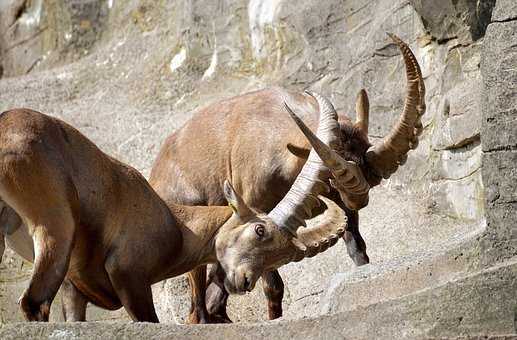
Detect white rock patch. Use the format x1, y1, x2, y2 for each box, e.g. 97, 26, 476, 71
170, 48, 187, 73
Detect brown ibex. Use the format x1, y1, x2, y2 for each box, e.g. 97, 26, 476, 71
0, 91, 347, 322
149, 34, 426, 323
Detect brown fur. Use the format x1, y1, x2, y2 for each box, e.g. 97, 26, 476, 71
0, 107, 339, 322
149, 87, 374, 323
0, 108, 183, 321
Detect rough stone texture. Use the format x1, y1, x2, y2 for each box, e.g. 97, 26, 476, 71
479, 0, 517, 267
0, 0, 515, 338
0, 0, 487, 221
0, 259, 516, 339
0, 0, 108, 77
410, 0, 496, 43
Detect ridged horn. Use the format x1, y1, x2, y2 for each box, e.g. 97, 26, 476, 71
355, 89, 369, 135
365, 33, 426, 179
290, 197, 347, 261
268, 91, 340, 236
285, 94, 370, 211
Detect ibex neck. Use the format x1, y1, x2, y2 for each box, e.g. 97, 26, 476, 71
165, 203, 232, 277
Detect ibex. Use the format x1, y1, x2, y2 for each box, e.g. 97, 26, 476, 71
0, 90, 348, 322
149, 34, 426, 323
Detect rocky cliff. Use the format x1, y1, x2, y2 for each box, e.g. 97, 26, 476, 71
0, 0, 515, 338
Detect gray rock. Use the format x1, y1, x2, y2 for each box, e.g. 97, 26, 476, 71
410, 0, 496, 43
491, 0, 517, 22
0, 0, 107, 78
0, 0, 514, 337
0, 259, 515, 339
480, 4, 517, 267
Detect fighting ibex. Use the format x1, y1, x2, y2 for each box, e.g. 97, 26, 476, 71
149, 34, 426, 323
0, 91, 346, 322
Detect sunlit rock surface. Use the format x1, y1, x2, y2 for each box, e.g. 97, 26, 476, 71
0, 0, 515, 338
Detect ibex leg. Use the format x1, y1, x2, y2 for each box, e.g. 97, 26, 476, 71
342, 206, 369, 266
186, 265, 210, 324
262, 270, 284, 320
206, 263, 232, 323
106, 262, 158, 322
61, 279, 88, 322
0, 162, 78, 322
0, 232, 4, 264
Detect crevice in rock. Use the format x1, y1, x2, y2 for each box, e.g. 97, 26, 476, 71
484, 144, 517, 153
25, 56, 43, 74
8, 0, 27, 29
293, 289, 324, 302
470, 0, 497, 40
437, 36, 458, 45
13, 1, 27, 22
448, 42, 473, 52
491, 16, 517, 24
434, 166, 481, 182
3, 26, 48, 53
442, 134, 481, 151
373, 43, 400, 58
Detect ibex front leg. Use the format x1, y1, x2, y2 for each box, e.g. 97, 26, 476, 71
341, 205, 369, 266
262, 270, 284, 320
206, 263, 232, 323
186, 265, 211, 323
105, 258, 159, 322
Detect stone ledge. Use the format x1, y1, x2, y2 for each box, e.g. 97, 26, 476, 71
1, 258, 515, 340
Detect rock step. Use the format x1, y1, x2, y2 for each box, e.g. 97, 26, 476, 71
1, 258, 515, 340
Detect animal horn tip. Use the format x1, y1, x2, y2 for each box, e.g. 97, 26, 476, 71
284, 102, 298, 119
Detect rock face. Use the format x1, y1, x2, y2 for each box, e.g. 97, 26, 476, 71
0, 0, 515, 338
0, 0, 108, 77
480, 0, 517, 267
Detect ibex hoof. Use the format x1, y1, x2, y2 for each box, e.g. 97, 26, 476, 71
18, 292, 51, 322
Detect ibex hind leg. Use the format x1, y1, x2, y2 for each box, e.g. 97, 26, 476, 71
61, 279, 88, 322
0, 159, 78, 321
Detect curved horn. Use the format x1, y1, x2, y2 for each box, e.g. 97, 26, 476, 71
365, 33, 426, 179
355, 89, 369, 135
290, 197, 347, 260
285, 94, 370, 211
268, 91, 340, 236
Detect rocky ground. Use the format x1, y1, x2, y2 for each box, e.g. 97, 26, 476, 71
0, 0, 515, 338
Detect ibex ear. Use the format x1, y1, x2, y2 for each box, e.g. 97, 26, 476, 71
223, 180, 254, 221
286, 143, 310, 159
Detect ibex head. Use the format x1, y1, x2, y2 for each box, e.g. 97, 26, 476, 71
215, 92, 347, 294
215, 182, 346, 293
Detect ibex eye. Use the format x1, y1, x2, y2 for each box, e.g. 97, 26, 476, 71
254, 224, 265, 237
